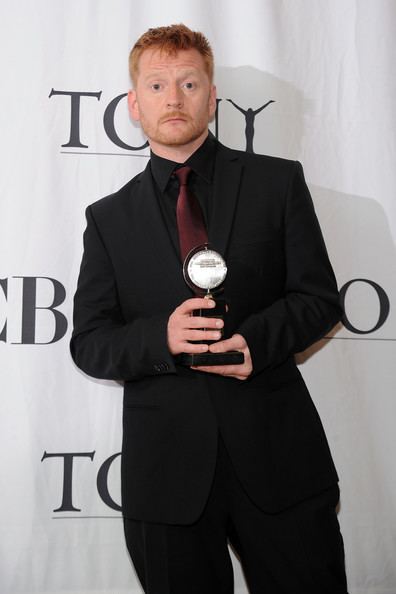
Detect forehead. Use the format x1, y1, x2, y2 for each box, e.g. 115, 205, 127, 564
137, 47, 207, 77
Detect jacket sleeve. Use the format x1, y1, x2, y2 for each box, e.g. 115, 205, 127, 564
70, 205, 177, 381
236, 161, 342, 375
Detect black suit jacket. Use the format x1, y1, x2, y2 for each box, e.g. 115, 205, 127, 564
70, 140, 342, 524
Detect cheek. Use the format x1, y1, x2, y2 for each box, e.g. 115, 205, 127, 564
192, 96, 210, 116
139, 101, 158, 123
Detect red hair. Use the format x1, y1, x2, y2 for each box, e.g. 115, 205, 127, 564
129, 23, 214, 85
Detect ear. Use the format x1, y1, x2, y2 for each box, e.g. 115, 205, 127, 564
128, 90, 140, 121
208, 84, 217, 120
208, 84, 217, 119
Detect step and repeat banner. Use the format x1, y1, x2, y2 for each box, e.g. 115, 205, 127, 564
1, 1, 395, 593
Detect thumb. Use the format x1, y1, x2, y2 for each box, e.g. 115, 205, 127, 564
209, 334, 245, 353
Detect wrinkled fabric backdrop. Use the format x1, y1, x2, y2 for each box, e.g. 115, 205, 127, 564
1, 1, 395, 593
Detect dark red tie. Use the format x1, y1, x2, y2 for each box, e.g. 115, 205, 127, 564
175, 166, 208, 261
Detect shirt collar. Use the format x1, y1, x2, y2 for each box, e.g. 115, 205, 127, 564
150, 132, 217, 193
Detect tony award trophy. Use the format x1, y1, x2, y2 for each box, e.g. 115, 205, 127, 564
177, 244, 245, 367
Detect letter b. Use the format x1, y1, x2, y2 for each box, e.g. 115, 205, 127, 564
13, 276, 68, 344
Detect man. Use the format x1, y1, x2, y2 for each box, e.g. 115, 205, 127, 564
71, 24, 348, 594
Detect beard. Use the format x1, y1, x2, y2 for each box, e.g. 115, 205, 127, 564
139, 110, 210, 147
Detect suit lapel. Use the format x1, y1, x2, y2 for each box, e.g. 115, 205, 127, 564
135, 163, 181, 261
131, 163, 191, 300
209, 144, 243, 258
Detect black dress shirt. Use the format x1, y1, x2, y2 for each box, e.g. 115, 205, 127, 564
149, 132, 217, 256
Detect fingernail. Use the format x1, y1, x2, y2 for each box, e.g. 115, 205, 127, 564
215, 320, 223, 328
208, 300, 215, 308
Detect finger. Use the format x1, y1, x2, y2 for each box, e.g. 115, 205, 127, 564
186, 316, 224, 330
191, 366, 249, 381
225, 374, 248, 380
183, 329, 223, 342
181, 342, 210, 354
208, 339, 237, 353
192, 364, 241, 375
177, 298, 216, 314
209, 334, 246, 353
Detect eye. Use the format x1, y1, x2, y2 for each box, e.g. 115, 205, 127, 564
150, 83, 162, 92
182, 81, 195, 90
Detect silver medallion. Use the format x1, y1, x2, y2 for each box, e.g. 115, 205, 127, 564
183, 245, 227, 293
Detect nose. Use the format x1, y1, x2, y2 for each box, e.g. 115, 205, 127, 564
166, 83, 183, 109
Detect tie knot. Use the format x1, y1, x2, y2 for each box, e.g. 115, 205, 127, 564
174, 165, 192, 187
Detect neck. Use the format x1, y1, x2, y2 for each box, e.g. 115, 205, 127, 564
149, 130, 209, 163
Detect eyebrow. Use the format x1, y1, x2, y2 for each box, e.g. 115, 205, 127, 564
144, 69, 200, 81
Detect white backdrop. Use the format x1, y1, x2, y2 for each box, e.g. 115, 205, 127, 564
1, 1, 395, 593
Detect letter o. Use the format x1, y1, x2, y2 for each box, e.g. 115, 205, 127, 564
97, 452, 122, 511
340, 278, 390, 334
103, 93, 149, 151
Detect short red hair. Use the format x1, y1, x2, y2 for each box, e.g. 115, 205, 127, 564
129, 23, 214, 85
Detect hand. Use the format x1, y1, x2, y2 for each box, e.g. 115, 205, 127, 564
167, 297, 224, 356
192, 333, 253, 380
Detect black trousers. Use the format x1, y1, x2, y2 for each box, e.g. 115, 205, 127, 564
124, 436, 348, 594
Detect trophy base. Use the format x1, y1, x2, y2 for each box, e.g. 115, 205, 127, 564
176, 350, 244, 367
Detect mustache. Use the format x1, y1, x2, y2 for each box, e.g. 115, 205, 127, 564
159, 112, 190, 123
